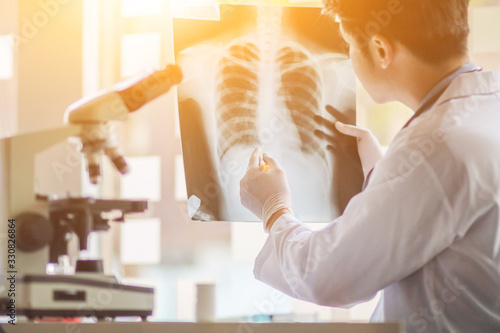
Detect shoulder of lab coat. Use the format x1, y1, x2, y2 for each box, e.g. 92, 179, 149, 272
253, 69, 500, 308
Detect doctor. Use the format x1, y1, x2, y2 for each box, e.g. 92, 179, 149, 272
240, 0, 500, 332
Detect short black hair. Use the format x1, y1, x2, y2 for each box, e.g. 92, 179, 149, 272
323, 0, 470, 64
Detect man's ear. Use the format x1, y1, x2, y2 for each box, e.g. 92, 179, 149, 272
369, 35, 393, 69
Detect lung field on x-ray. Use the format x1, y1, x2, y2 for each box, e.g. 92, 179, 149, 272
216, 42, 260, 160
277, 45, 325, 162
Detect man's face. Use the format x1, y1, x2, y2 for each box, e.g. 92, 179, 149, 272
339, 23, 389, 104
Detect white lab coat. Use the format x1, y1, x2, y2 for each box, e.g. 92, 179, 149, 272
254, 69, 500, 333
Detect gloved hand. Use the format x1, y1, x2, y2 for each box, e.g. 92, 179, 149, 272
315, 105, 383, 179
334, 122, 384, 178
240, 148, 293, 232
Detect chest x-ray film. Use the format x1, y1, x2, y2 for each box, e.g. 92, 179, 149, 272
174, 5, 362, 222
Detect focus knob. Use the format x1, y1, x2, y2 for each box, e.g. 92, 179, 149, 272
16, 212, 53, 252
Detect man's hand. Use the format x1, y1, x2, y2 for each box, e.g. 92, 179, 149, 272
240, 148, 293, 232
314, 105, 383, 179
334, 121, 384, 178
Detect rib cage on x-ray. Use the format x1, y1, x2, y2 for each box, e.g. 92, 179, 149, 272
276, 45, 326, 164
215, 40, 329, 169
215, 41, 260, 160
213, 37, 332, 220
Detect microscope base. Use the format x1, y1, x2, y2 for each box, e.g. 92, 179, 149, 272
17, 274, 154, 320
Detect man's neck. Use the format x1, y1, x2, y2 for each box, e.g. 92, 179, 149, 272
399, 56, 470, 111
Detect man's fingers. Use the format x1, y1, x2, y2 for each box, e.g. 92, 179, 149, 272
326, 144, 339, 153
249, 147, 261, 169
335, 122, 368, 139
325, 105, 354, 124
314, 129, 336, 144
314, 115, 336, 130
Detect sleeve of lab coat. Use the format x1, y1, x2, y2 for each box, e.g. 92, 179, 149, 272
253, 155, 459, 308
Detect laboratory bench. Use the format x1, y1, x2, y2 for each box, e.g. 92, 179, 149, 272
3, 322, 401, 333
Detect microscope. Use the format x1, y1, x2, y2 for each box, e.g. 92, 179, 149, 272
16, 198, 152, 320
2, 64, 183, 321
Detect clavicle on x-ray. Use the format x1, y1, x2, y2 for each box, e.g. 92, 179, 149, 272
174, 5, 361, 222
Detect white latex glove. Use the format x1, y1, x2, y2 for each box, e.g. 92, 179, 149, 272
240, 148, 293, 232
335, 122, 384, 178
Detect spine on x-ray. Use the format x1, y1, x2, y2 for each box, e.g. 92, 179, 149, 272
215, 41, 261, 160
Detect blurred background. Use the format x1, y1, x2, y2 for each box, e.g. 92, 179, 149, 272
1, 0, 499, 322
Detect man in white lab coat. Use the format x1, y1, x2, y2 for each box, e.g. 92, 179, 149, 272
240, 0, 500, 332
